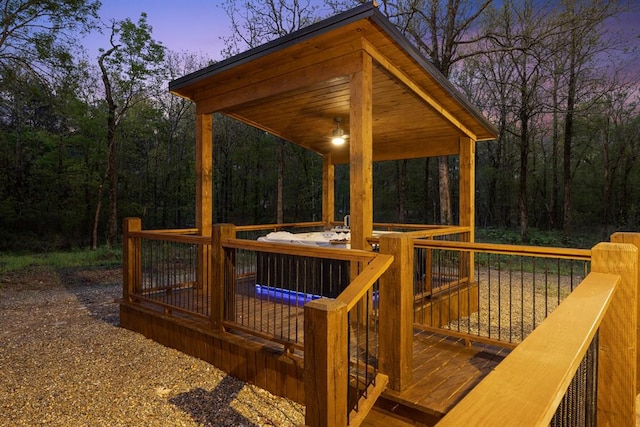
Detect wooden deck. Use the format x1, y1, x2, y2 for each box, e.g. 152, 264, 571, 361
371, 329, 509, 425
123, 283, 508, 425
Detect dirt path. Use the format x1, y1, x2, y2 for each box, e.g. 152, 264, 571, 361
0, 267, 304, 427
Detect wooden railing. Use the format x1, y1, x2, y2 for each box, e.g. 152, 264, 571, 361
123, 218, 212, 321
413, 239, 592, 348
437, 271, 617, 426
437, 240, 638, 426
219, 236, 378, 352
123, 220, 638, 425
305, 254, 393, 427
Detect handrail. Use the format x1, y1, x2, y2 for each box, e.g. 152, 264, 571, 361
415, 239, 592, 261
372, 222, 458, 230
128, 229, 211, 244
402, 226, 469, 239
222, 238, 378, 262
437, 272, 618, 426
336, 254, 394, 311
138, 228, 198, 234
235, 221, 325, 232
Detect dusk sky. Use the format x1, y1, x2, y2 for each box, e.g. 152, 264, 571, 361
84, 0, 233, 60
83, 0, 639, 74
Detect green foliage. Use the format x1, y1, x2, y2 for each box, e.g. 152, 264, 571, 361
0, 0, 638, 254
0, 0, 100, 77
0, 247, 122, 273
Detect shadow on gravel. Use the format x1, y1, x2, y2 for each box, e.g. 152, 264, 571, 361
59, 268, 122, 326
170, 376, 257, 427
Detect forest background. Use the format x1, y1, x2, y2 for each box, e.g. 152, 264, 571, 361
1, 0, 639, 253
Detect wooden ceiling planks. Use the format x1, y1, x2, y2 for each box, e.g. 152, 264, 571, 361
170, 3, 498, 163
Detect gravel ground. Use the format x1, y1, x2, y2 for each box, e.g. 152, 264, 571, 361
0, 267, 305, 427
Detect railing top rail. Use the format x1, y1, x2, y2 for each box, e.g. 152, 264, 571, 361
235, 221, 325, 232
127, 230, 210, 244
437, 272, 618, 426
336, 254, 394, 311
415, 239, 592, 261
372, 222, 460, 230
401, 226, 470, 239
139, 228, 199, 234
222, 238, 378, 262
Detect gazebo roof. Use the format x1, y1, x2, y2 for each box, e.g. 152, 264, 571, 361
169, 2, 498, 164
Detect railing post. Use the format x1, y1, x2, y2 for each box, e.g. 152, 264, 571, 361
591, 242, 637, 426
379, 233, 413, 391
211, 224, 235, 331
304, 298, 348, 427
611, 232, 640, 393
122, 217, 141, 302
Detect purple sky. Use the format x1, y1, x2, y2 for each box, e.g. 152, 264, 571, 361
83, 0, 231, 60
83, 0, 639, 78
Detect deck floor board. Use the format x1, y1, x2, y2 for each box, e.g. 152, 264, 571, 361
135, 285, 508, 421
382, 329, 508, 417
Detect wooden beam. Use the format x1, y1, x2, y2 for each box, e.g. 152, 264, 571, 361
122, 217, 141, 302
304, 299, 348, 427
610, 232, 640, 393
322, 153, 335, 226
329, 137, 460, 164
211, 224, 235, 331
362, 39, 477, 141
196, 113, 213, 235
379, 234, 413, 391
458, 136, 474, 231
459, 136, 475, 280
349, 50, 374, 251
591, 242, 638, 426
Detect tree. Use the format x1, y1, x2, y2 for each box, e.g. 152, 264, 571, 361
221, 0, 321, 223
332, 0, 492, 224
553, 0, 621, 239
0, 0, 99, 79
93, 13, 165, 249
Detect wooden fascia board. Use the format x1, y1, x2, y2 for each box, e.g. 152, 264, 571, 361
169, 2, 377, 94
194, 51, 362, 115
330, 137, 459, 164
362, 39, 477, 141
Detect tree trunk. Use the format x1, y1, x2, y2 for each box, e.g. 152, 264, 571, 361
277, 139, 284, 224
438, 156, 453, 224
106, 118, 118, 247
397, 159, 408, 223
562, 56, 576, 241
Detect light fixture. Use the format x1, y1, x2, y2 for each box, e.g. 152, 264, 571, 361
331, 117, 346, 146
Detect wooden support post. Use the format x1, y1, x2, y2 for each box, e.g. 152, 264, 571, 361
322, 153, 335, 227
591, 242, 638, 426
196, 112, 213, 236
122, 217, 141, 302
459, 136, 475, 282
211, 224, 235, 331
196, 113, 213, 292
349, 52, 373, 251
379, 233, 413, 391
610, 232, 640, 393
304, 298, 348, 427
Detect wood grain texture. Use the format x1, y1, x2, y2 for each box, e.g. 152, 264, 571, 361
379, 234, 414, 391
304, 298, 348, 427
591, 242, 638, 427
349, 51, 374, 251
437, 272, 618, 427
610, 232, 640, 394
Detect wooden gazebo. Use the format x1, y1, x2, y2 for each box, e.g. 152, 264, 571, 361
168, 2, 497, 250
120, 3, 640, 426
